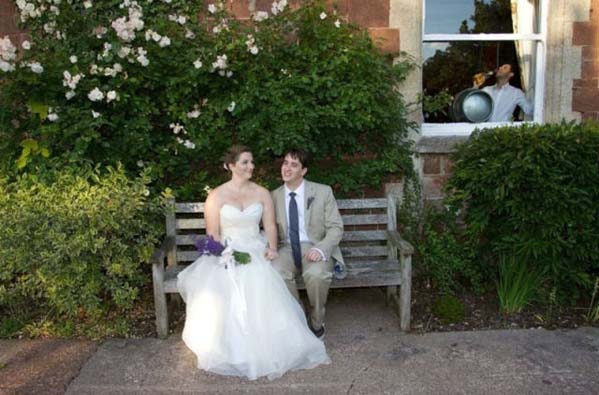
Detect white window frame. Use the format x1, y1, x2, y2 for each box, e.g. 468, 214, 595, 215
421, 0, 548, 136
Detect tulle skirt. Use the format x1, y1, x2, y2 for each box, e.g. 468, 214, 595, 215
177, 236, 330, 380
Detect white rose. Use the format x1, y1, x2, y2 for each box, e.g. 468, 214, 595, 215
158, 36, 171, 47
65, 90, 76, 100
208, 4, 217, 14
253, 11, 268, 22
320, 12, 327, 20
83, 1, 92, 9
48, 113, 59, 122
29, 62, 44, 74
193, 59, 202, 69
88, 87, 104, 102
21, 40, 31, 50
69, 55, 78, 63
106, 90, 118, 102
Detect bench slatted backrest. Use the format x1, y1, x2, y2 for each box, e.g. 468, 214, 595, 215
167, 196, 397, 267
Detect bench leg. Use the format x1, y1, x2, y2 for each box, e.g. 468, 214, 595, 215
153, 263, 169, 339
399, 253, 412, 332
386, 286, 397, 305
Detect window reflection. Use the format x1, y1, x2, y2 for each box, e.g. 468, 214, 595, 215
425, 0, 538, 35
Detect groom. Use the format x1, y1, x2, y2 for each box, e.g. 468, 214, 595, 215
271, 149, 344, 339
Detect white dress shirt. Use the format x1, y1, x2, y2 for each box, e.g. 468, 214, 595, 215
483, 83, 533, 122
284, 181, 326, 260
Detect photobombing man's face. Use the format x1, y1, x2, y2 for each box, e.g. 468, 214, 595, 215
496, 64, 513, 80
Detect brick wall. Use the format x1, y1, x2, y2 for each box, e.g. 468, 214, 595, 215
0, 1, 399, 55
0, 0, 27, 47
572, 0, 599, 121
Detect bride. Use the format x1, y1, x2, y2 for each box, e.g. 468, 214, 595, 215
177, 145, 330, 380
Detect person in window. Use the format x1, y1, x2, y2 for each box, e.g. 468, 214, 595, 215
473, 64, 533, 122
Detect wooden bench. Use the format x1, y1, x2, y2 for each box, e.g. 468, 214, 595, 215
151, 195, 414, 338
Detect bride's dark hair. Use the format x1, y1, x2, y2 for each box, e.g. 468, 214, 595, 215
223, 145, 252, 171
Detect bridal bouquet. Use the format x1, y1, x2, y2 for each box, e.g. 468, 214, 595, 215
195, 236, 251, 268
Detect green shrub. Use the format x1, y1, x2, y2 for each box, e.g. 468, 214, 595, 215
432, 294, 465, 324
0, 0, 415, 199
446, 122, 599, 301
0, 165, 163, 337
496, 253, 546, 314
414, 207, 484, 295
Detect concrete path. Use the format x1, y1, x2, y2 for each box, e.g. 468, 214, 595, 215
67, 289, 599, 394
2, 288, 598, 394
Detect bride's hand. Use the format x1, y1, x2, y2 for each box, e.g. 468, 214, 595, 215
264, 247, 279, 261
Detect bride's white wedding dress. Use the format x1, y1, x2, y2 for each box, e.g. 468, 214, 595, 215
177, 202, 330, 380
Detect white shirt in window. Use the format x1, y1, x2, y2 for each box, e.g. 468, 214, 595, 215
483, 83, 533, 122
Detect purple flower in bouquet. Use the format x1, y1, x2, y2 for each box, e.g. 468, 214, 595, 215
195, 235, 225, 257
195, 235, 251, 268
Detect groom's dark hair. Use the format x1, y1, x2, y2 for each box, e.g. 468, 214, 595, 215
283, 149, 310, 169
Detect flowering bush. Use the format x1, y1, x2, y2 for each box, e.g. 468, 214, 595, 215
0, 0, 414, 197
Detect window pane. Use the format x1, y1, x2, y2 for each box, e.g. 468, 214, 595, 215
425, 0, 539, 35
422, 40, 536, 123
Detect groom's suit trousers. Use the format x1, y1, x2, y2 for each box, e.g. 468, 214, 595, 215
273, 243, 333, 330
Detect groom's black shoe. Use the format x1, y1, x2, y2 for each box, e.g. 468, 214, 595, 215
309, 322, 325, 339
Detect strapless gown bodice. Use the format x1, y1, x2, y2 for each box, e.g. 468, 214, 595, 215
176, 202, 330, 381
219, 203, 262, 241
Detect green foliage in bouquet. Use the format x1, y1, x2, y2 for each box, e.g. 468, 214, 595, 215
0, 0, 415, 199
445, 122, 599, 303
0, 165, 164, 337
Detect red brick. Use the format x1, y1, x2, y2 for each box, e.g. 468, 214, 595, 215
581, 60, 599, 79
442, 157, 454, 176
0, 14, 19, 35
422, 175, 449, 199
255, 0, 274, 12
325, 0, 349, 18
581, 112, 599, 121
0, 0, 16, 15
582, 45, 599, 61
367, 27, 399, 54
572, 22, 598, 46
422, 154, 441, 175
229, 0, 250, 19
572, 87, 599, 112
348, 0, 389, 28
573, 78, 599, 88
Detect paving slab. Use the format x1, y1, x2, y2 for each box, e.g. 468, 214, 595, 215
0, 338, 96, 395
66, 289, 599, 394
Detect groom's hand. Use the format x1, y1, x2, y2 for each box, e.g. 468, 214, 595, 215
305, 248, 323, 262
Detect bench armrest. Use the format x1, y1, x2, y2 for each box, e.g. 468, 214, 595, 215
150, 236, 176, 266
387, 230, 414, 255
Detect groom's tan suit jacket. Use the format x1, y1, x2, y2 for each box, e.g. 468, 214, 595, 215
272, 180, 344, 265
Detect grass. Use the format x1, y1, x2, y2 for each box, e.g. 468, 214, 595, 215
496, 254, 546, 315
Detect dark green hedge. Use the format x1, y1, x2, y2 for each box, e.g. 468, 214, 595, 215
446, 122, 599, 299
